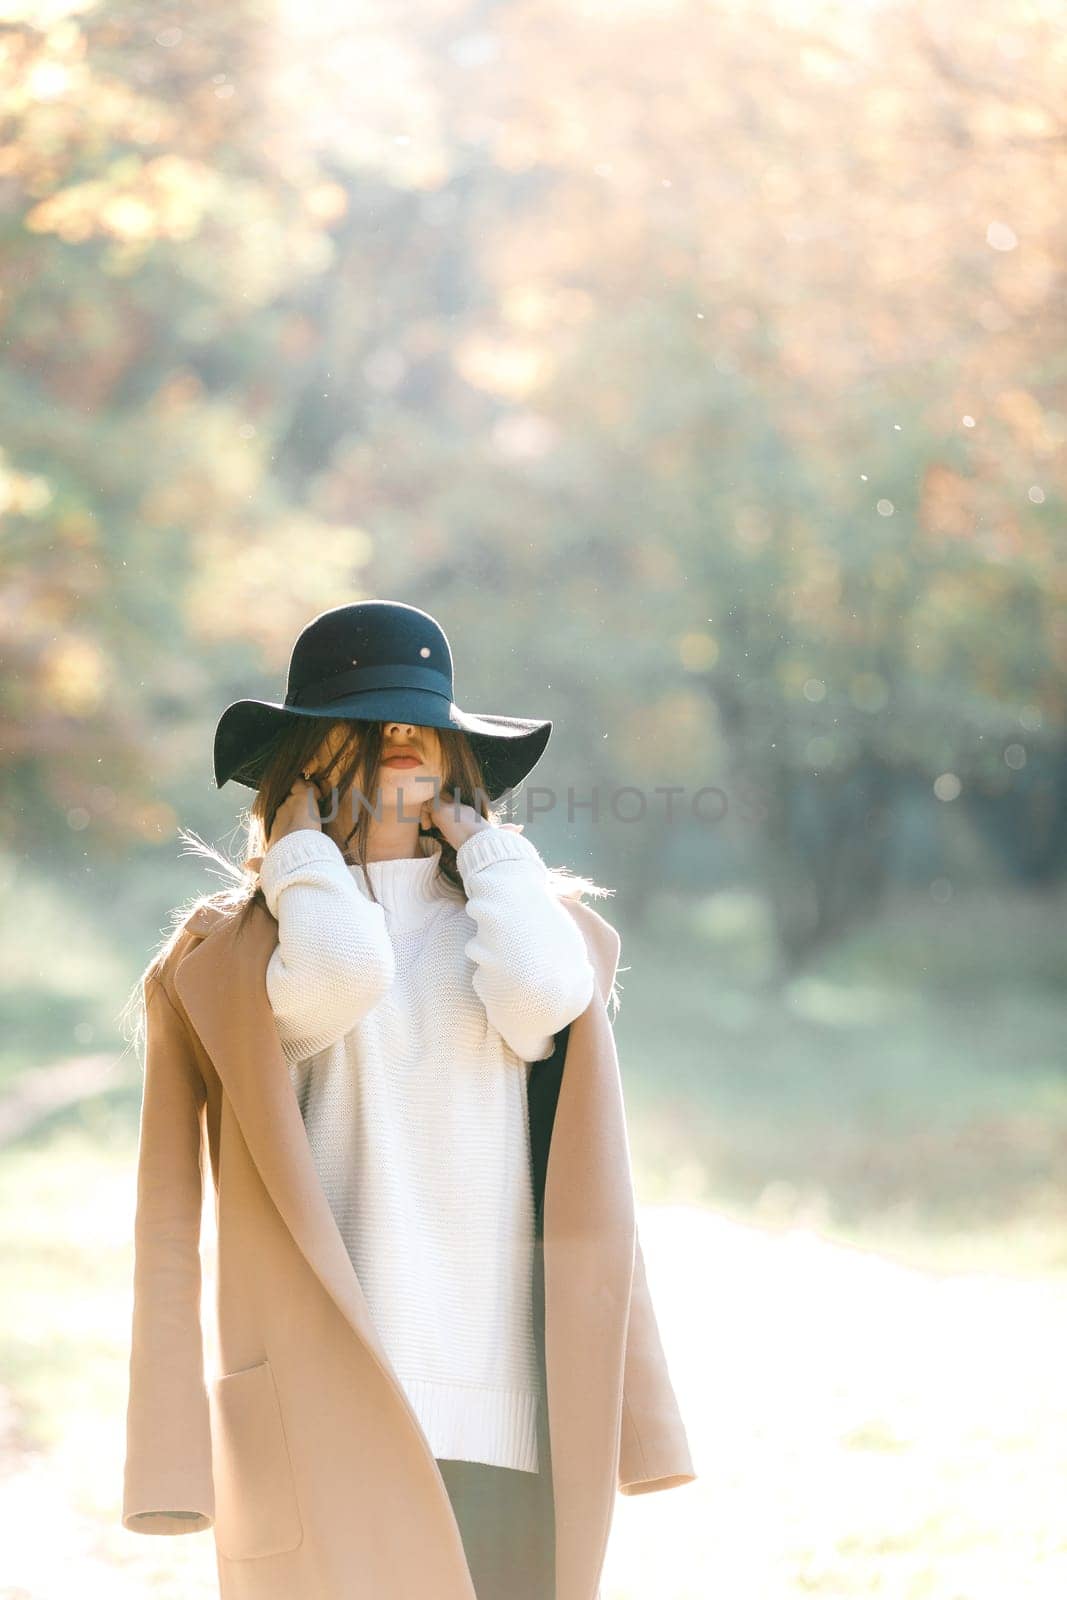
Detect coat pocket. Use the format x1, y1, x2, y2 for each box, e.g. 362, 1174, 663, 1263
209, 1359, 304, 1561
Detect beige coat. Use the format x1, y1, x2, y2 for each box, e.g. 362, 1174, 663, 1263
122, 882, 696, 1599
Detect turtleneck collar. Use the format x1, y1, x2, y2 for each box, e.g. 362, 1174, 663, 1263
348, 845, 452, 930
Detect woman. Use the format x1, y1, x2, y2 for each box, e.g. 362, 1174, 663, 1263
252, 710, 599, 1599
122, 599, 695, 1600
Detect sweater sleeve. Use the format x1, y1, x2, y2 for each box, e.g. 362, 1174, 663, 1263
456, 827, 596, 1063
260, 830, 396, 1065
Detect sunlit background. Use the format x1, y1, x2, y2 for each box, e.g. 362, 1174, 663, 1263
2, 0, 1067, 1594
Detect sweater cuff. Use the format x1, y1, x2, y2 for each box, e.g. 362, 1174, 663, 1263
259, 829, 349, 914
455, 827, 546, 881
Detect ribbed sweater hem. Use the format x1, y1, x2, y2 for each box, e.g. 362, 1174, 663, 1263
397, 1375, 541, 1474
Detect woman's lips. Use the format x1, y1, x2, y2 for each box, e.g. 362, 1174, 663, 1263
382, 756, 420, 768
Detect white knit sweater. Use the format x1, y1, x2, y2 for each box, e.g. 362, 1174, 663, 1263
259, 825, 597, 1473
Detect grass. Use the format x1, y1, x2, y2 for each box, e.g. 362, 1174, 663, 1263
1, 868, 1067, 1593
613, 880, 1067, 1275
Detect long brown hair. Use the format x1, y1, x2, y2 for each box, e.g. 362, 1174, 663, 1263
121, 718, 617, 1053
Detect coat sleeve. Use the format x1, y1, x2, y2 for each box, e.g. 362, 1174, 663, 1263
617, 1224, 698, 1495
122, 975, 215, 1535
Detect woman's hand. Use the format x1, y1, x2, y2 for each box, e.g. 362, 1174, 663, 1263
267, 776, 325, 850
420, 786, 524, 852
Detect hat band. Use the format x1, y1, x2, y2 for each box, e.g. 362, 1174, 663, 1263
285, 662, 454, 708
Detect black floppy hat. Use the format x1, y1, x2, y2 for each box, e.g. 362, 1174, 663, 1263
212, 600, 552, 803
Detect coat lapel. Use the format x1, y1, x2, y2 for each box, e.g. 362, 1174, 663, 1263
538, 902, 637, 1599
172, 887, 634, 1600
172, 901, 418, 1426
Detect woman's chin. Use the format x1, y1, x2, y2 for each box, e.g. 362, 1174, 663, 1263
376, 771, 435, 813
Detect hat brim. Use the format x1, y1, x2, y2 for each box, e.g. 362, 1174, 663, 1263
213, 690, 552, 803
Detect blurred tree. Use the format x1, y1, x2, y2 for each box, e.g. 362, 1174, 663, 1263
1, 0, 1064, 966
